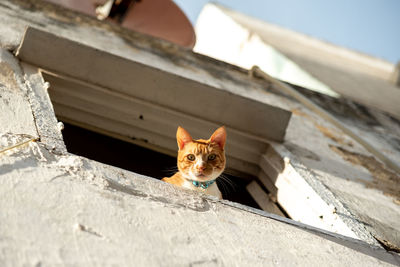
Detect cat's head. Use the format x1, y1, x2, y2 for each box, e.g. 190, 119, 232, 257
176, 126, 226, 182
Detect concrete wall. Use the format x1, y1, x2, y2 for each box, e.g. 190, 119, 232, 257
0, 47, 398, 265
1, 0, 400, 265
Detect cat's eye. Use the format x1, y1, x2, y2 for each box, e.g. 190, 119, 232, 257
187, 154, 195, 161
208, 154, 216, 161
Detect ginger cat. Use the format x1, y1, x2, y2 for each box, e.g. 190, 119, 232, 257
162, 126, 226, 199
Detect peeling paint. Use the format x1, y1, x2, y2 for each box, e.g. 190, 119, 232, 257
291, 108, 355, 148
284, 142, 321, 161
315, 124, 354, 147
329, 145, 400, 202
375, 235, 400, 253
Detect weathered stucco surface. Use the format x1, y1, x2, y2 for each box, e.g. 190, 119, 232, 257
0, 49, 397, 266
1, 141, 399, 266
0, 49, 37, 139
0, 0, 400, 265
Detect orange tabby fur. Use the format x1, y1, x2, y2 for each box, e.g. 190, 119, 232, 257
162, 126, 226, 199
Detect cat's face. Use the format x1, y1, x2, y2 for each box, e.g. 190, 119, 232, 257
176, 126, 226, 182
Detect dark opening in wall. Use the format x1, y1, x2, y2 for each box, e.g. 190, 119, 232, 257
61, 123, 261, 209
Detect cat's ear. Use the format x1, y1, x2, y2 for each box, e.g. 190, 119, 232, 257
210, 126, 226, 149
176, 126, 192, 150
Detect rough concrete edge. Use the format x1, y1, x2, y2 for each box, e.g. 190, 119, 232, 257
0, 48, 27, 94
81, 152, 384, 249
219, 199, 400, 265
271, 143, 382, 247
3, 137, 399, 265
20, 62, 67, 154
0, 45, 65, 155
82, 154, 400, 265
9, 26, 63, 153
0, 48, 38, 143
0, 25, 65, 154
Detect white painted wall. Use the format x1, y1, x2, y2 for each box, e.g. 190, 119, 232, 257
194, 4, 339, 97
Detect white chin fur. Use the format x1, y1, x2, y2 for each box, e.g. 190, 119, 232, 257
188, 170, 220, 181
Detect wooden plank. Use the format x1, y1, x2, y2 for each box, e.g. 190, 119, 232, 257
16, 27, 291, 142
246, 180, 285, 216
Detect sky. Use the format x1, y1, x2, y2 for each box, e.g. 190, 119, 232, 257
174, 0, 400, 64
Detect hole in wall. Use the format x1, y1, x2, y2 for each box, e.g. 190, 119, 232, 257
42, 70, 286, 218
61, 122, 261, 209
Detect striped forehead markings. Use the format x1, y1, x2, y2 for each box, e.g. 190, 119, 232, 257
192, 140, 209, 145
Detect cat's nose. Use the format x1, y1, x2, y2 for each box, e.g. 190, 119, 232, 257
197, 165, 205, 171
196, 164, 206, 172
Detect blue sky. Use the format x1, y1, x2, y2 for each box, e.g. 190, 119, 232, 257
174, 0, 400, 64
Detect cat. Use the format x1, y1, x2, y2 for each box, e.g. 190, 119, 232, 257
162, 126, 226, 199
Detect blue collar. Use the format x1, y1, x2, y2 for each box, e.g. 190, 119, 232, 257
189, 179, 216, 189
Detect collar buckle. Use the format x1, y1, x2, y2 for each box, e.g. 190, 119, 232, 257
191, 179, 216, 189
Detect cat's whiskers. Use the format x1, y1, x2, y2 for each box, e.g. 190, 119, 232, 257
217, 177, 229, 196
163, 166, 179, 176
218, 174, 237, 193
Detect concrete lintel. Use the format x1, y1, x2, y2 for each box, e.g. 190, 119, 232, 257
16, 27, 291, 142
